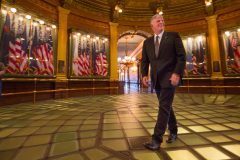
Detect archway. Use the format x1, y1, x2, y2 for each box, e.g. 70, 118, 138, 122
117, 30, 150, 83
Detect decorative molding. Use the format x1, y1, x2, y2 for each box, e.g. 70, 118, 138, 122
218, 9, 240, 21
70, 1, 110, 23
118, 19, 208, 37
42, 0, 60, 6
8, 0, 58, 23
68, 14, 110, 36
217, 9, 240, 30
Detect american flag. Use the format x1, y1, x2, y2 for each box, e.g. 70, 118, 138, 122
186, 38, 193, 72
7, 38, 28, 74
230, 37, 240, 68
19, 24, 28, 73
6, 14, 28, 74
72, 37, 79, 76
0, 13, 13, 69
73, 38, 91, 76
33, 42, 54, 75
95, 52, 108, 76
196, 40, 207, 74
30, 26, 54, 75
192, 55, 198, 75
95, 42, 108, 76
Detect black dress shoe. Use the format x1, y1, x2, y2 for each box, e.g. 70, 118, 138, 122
166, 133, 177, 143
143, 140, 160, 150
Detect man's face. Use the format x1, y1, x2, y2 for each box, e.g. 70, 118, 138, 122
151, 16, 165, 34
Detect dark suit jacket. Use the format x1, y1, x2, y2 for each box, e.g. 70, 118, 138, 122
141, 32, 186, 89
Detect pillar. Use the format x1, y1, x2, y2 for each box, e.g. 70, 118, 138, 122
56, 7, 70, 80
109, 22, 119, 81
206, 15, 222, 78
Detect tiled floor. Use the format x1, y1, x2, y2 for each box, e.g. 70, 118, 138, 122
0, 91, 239, 160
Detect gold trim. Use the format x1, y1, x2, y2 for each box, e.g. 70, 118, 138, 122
2, 87, 119, 96
179, 86, 240, 88
183, 77, 240, 80
2, 78, 56, 82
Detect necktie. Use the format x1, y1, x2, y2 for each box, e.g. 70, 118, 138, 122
155, 36, 160, 57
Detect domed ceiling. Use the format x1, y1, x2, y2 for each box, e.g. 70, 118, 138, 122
70, 0, 239, 24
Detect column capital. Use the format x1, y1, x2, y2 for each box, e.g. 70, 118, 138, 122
109, 22, 119, 27
205, 14, 218, 22
57, 6, 70, 15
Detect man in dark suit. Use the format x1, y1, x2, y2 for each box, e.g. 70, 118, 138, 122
142, 14, 186, 150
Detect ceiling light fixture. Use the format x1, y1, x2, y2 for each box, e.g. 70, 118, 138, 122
115, 4, 123, 13
205, 0, 212, 6
156, 7, 163, 15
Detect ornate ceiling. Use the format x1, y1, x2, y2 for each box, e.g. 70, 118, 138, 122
69, 0, 240, 24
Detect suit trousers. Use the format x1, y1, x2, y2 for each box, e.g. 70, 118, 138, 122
153, 87, 177, 143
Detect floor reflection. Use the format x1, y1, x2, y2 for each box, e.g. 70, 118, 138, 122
0, 91, 239, 160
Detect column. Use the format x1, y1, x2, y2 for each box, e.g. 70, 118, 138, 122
206, 15, 222, 78
56, 6, 70, 80
109, 22, 119, 81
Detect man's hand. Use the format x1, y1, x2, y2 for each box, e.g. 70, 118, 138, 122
169, 73, 180, 86
142, 76, 149, 87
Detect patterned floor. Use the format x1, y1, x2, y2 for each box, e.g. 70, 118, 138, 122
0, 91, 239, 160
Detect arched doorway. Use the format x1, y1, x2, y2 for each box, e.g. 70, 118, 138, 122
117, 30, 150, 84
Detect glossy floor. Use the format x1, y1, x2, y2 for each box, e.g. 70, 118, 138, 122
0, 92, 239, 160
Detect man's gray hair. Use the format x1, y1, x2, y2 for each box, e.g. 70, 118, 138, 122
150, 14, 164, 24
